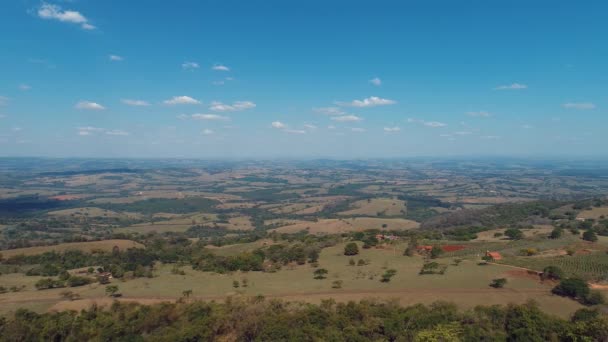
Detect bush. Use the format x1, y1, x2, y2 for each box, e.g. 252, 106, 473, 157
313, 268, 328, 279
35, 278, 65, 290
582, 230, 598, 242
430, 245, 444, 259
542, 266, 564, 280
331, 280, 343, 289
583, 291, 605, 306
490, 278, 507, 288
381, 269, 397, 282
344, 243, 359, 256
552, 278, 590, 301
549, 227, 563, 239
505, 228, 524, 240
66, 276, 92, 287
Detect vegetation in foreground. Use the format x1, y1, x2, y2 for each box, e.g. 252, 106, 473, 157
1, 298, 607, 341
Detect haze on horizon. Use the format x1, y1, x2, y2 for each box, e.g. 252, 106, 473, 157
0, 0, 606, 159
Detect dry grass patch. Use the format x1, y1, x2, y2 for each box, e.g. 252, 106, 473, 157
1, 239, 144, 258
338, 198, 406, 216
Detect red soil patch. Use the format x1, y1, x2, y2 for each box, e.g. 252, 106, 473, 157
576, 249, 592, 255
442, 245, 466, 252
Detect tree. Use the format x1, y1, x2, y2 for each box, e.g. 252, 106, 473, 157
490, 278, 507, 288
232, 280, 240, 288
552, 278, 589, 300
349, 258, 356, 266
331, 280, 343, 289
583, 291, 605, 306
404, 236, 418, 256
582, 230, 598, 242
504, 228, 524, 240
549, 227, 563, 239
381, 269, 397, 282
542, 266, 564, 280
105, 285, 120, 297
344, 243, 359, 256
182, 289, 192, 299
313, 268, 328, 279
430, 245, 444, 259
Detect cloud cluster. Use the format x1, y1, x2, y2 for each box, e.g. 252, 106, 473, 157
407, 118, 446, 127
37, 3, 95, 30
313, 107, 345, 116
77, 126, 128, 136
75, 101, 105, 110
331, 115, 362, 122
109, 55, 123, 62
121, 99, 150, 106
191, 113, 229, 121
495, 83, 527, 90
340, 96, 396, 107
369, 77, 382, 86
466, 111, 491, 117
212, 64, 230, 71
163, 96, 201, 105
182, 62, 199, 70
383, 126, 401, 132
562, 102, 596, 110
209, 101, 256, 112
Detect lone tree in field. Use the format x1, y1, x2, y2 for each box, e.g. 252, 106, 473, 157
582, 230, 598, 242
430, 245, 444, 259
549, 227, 563, 239
490, 278, 507, 288
344, 242, 359, 256
552, 278, 589, 300
542, 266, 564, 281
381, 269, 397, 282
182, 289, 192, 299
505, 228, 524, 240
105, 285, 120, 297
314, 268, 329, 279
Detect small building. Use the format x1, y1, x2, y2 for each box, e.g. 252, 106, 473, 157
486, 251, 502, 261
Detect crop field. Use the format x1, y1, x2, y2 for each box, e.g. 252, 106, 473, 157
0, 239, 144, 258
501, 252, 608, 281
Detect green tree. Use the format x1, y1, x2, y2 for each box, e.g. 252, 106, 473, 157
542, 266, 564, 280
344, 242, 359, 256
490, 278, 507, 288
552, 278, 589, 300
549, 227, 563, 239
582, 230, 598, 242
504, 228, 524, 240
105, 285, 120, 297
381, 269, 397, 282
313, 268, 328, 279
430, 245, 444, 259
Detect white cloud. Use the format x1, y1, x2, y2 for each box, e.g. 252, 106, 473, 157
407, 118, 446, 127
466, 111, 491, 117
202, 129, 214, 135
495, 83, 527, 90
562, 102, 596, 110
121, 99, 149, 106
191, 114, 229, 121
176, 114, 189, 120
351, 127, 366, 132
106, 130, 129, 136
331, 115, 363, 122
182, 61, 199, 70
163, 96, 201, 105
313, 107, 345, 115
19, 84, 31, 91
0, 96, 8, 106
109, 55, 123, 61
522, 124, 533, 129
77, 126, 103, 136
209, 101, 255, 112
340, 96, 396, 107
454, 131, 472, 135
304, 124, 318, 130
212, 64, 230, 71
369, 77, 382, 86
271, 121, 286, 129
327, 125, 336, 130
480, 135, 501, 139
383, 126, 401, 132
284, 129, 306, 134
37, 3, 95, 30
75, 101, 105, 110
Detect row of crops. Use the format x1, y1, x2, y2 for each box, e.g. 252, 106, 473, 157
440, 234, 580, 258
500, 252, 608, 281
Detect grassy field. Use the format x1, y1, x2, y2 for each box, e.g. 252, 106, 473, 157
577, 206, 608, 220
271, 218, 419, 234
116, 213, 218, 234
0, 239, 144, 258
338, 198, 406, 216
0, 242, 589, 318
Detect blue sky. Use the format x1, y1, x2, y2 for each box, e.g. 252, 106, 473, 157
0, 0, 606, 158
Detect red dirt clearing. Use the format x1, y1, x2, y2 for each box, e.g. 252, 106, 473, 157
504, 269, 542, 281
442, 245, 466, 252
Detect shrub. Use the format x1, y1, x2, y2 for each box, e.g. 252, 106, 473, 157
542, 266, 564, 280
331, 280, 343, 289
552, 278, 589, 301
313, 268, 328, 279
582, 230, 598, 242
381, 269, 397, 282
66, 276, 92, 287
344, 243, 359, 256
430, 245, 444, 259
549, 228, 563, 239
583, 291, 605, 306
490, 278, 507, 288
505, 228, 524, 240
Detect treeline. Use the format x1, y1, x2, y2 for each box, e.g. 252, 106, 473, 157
1, 299, 607, 341
97, 197, 219, 215
421, 200, 562, 230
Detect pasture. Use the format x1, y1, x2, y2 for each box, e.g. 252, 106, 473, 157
0, 239, 144, 258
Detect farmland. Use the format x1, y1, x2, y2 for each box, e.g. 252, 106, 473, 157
1, 158, 608, 324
